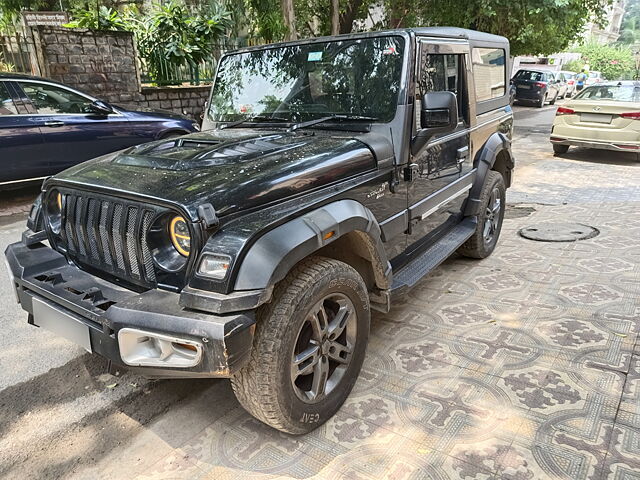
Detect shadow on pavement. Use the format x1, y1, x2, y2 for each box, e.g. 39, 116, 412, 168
554, 148, 640, 167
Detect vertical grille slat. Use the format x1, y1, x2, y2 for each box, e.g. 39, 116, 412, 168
86, 198, 100, 261
65, 195, 77, 253
141, 210, 156, 283
126, 207, 140, 278
112, 204, 126, 272
99, 202, 113, 267
59, 191, 160, 288
75, 197, 87, 257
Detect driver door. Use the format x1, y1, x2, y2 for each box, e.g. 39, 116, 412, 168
406, 41, 472, 252
17, 81, 137, 172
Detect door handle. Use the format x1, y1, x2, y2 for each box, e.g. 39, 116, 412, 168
457, 146, 469, 164
43, 121, 64, 128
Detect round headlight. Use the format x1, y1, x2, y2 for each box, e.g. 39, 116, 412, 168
169, 216, 190, 257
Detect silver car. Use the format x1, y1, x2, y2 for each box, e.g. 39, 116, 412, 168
558, 71, 577, 97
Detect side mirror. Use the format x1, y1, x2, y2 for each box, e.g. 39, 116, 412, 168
89, 100, 114, 115
411, 91, 458, 156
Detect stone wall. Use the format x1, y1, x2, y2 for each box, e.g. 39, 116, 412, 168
34, 27, 210, 121
38, 27, 140, 104
139, 85, 210, 121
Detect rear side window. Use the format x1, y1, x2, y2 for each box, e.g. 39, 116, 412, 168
0, 82, 18, 115
472, 48, 506, 101
514, 70, 544, 82
574, 85, 640, 102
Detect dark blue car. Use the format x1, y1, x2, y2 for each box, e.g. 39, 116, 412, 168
0, 73, 199, 186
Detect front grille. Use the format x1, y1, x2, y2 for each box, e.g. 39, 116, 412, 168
61, 192, 157, 287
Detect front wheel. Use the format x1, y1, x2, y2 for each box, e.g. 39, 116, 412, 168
458, 171, 506, 259
231, 256, 370, 434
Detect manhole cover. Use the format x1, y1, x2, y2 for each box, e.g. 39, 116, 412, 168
519, 223, 600, 242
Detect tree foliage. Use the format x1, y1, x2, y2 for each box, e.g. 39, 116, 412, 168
395, 0, 613, 57
618, 0, 640, 44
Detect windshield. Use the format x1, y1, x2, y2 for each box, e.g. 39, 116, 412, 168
207, 36, 405, 125
574, 84, 640, 102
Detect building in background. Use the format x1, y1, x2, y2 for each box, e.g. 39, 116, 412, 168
583, 0, 626, 44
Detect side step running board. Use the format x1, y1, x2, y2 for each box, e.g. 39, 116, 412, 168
391, 217, 477, 294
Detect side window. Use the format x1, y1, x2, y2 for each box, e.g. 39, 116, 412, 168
472, 48, 505, 101
0, 82, 18, 115
19, 82, 93, 115
416, 52, 465, 129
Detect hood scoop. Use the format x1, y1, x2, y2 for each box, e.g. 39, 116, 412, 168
113, 134, 303, 171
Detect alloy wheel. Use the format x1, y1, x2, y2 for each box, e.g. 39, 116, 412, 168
290, 293, 357, 403
483, 186, 502, 245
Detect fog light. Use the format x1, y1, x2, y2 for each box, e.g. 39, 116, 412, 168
118, 328, 203, 368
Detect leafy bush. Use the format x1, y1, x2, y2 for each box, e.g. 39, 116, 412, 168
133, 1, 231, 85
574, 42, 635, 80
64, 6, 127, 31
0, 60, 14, 72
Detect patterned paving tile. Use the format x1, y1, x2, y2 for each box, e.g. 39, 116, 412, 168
132, 172, 640, 478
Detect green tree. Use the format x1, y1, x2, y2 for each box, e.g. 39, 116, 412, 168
386, 0, 612, 57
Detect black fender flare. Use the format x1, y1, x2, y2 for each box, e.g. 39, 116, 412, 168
234, 199, 392, 291
464, 132, 514, 216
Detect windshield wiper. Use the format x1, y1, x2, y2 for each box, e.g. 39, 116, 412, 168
220, 114, 290, 129
288, 114, 378, 132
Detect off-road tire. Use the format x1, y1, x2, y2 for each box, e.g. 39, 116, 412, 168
231, 256, 370, 434
458, 171, 506, 259
553, 144, 570, 155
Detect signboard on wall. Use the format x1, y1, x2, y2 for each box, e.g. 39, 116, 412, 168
22, 11, 69, 27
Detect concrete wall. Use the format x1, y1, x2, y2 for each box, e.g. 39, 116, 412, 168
35, 27, 209, 121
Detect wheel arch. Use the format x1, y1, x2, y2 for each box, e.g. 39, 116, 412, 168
234, 200, 392, 293
464, 132, 514, 216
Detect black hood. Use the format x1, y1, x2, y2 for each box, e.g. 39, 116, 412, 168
51, 129, 376, 220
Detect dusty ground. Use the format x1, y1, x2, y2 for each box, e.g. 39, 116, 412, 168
0, 103, 639, 479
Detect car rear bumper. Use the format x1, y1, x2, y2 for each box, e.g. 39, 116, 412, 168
550, 136, 640, 152
5, 240, 255, 378
514, 89, 544, 101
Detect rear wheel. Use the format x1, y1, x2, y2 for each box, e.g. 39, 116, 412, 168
549, 92, 557, 105
537, 94, 546, 108
458, 171, 506, 259
231, 256, 370, 434
553, 144, 569, 155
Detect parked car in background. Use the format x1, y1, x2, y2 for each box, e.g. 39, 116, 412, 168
559, 71, 577, 97
550, 81, 640, 154
552, 72, 569, 99
586, 71, 605, 86
512, 69, 560, 107
0, 73, 199, 187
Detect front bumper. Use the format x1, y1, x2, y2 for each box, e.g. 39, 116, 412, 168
5, 240, 255, 378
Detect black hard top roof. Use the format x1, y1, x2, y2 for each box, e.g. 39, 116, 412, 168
408, 27, 508, 44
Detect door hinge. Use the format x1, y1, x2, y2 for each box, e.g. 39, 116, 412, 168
404, 163, 419, 182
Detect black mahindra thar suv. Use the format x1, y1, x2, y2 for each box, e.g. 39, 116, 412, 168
6, 28, 514, 434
